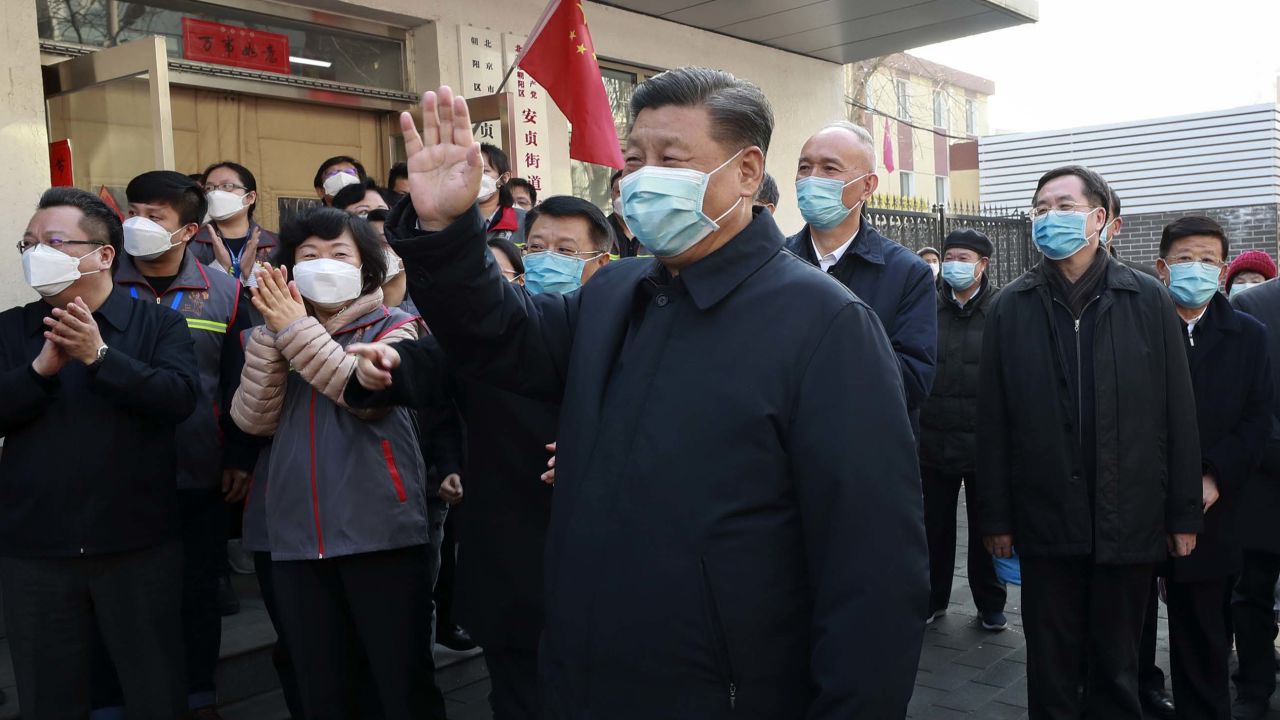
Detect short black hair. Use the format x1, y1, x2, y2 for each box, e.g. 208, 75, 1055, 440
754, 173, 779, 206
487, 237, 525, 277
1033, 165, 1111, 223
202, 161, 259, 219
273, 206, 387, 299
331, 178, 382, 212
126, 170, 207, 227
387, 162, 408, 189
480, 143, 514, 209
507, 177, 537, 206
631, 66, 774, 156
37, 186, 123, 254
610, 169, 624, 190
1108, 187, 1122, 218
523, 195, 614, 253
1160, 215, 1228, 259
313, 155, 367, 190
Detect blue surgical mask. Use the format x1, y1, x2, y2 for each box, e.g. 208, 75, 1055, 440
1033, 209, 1101, 260
1166, 261, 1221, 308
1099, 218, 1118, 246
524, 251, 589, 295
941, 260, 978, 290
796, 174, 869, 230
619, 150, 744, 258
1231, 282, 1261, 298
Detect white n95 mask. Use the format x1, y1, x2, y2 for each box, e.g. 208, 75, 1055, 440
293, 258, 363, 306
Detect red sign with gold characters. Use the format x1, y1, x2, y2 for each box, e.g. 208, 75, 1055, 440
48, 140, 73, 187
181, 17, 290, 75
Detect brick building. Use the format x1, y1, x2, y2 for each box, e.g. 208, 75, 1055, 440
977, 104, 1280, 265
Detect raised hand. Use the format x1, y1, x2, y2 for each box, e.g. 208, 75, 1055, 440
399, 86, 484, 231
31, 337, 70, 378
241, 226, 262, 281
45, 297, 105, 365
250, 264, 307, 333
208, 226, 234, 275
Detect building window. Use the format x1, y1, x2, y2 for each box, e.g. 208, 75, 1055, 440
569, 61, 660, 212
896, 78, 911, 119
36, 0, 407, 91
933, 90, 946, 128
900, 171, 915, 198
936, 176, 949, 205
966, 98, 977, 135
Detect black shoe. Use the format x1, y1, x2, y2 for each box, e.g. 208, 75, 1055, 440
1232, 698, 1269, 720
436, 624, 477, 652
1140, 688, 1175, 720
218, 573, 241, 616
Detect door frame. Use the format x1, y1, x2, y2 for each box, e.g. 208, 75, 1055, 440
42, 36, 175, 170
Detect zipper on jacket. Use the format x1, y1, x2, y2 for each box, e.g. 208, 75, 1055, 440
1054, 295, 1100, 446
700, 559, 738, 710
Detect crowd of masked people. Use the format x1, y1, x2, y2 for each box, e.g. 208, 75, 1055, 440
4, 64, 1280, 720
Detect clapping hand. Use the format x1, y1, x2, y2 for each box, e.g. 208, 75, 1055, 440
44, 297, 105, 365
250, 264, 307, 334
399, 86, 483, 232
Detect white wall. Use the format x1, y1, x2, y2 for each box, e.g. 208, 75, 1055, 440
1, 0, 49, 311
359, 0, 847, 233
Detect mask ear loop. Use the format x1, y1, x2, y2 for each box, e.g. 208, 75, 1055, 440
706, 148, 750, 227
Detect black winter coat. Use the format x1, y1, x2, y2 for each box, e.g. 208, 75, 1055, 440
1230, 281, 1280, 554
920, 275, 999, 474
977, 257, 1203, 563
1168, 293, 1272, 581
385, 203, 928, 719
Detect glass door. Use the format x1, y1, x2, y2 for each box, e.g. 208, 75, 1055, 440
43, 36, 174, 196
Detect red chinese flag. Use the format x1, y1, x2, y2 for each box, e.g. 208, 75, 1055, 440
883, 118, 895, 174
516, 1, 624, 169
97, 186, 125, 222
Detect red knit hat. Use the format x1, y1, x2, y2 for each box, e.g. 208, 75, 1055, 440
1226, 250, 1277, 289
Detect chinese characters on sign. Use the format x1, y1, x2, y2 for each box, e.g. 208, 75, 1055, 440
181, 17, 291, 75
503, 32, 551, 193
459, 26, 503, 146
49, 140, 73, 187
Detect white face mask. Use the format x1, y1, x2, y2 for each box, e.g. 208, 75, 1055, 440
477, 173, 499, 203
23, 244, 105, 297
123, 216, 185, 260
206, 189, 249, 221
293, 258, 363, 306
322, 171, 361, 197
383, 248, 404, 283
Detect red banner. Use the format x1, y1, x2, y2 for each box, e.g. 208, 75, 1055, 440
49, 140, 73, 187
181, 17, 290, 75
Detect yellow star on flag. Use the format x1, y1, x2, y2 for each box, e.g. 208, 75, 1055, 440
569, 30, 576, 39
576, 43, 587, 54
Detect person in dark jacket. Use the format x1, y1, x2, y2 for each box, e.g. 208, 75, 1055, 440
606, 168, 648, 258
753, 172, 779, 215
1, 187, 198, 718
351, 196, 617, 720
364, 69, 928, 718
1145, 216, 1274, 720
977, 165, 1202, 720
192, 161, 280, 282
919, 228, 1006, 630
1228, 276, 1280, 720
479, 143, 527, 246
786, 121, 937, 434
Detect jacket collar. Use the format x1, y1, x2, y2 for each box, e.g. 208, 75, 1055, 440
25, 284, 132, 337
326, 289, 388, 336
114, 249, 212, 294
790, 215, 886, 267
1015, 249, 1141, 294
679, 206, 784, 311
940, 273, 992, 316
193, 219, 277, 247
1189, 291, 1240, 336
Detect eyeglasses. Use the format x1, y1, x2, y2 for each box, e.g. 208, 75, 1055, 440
1164, 257, 1225, 268
206, 182, 248, 193
16, 238, 107, 256
526, 248, 605, 260
1029, 203, 1097, 219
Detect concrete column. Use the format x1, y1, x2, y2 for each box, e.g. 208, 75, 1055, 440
1, 0, 49, 310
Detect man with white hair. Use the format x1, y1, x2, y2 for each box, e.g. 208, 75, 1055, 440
786, 121, 937, 438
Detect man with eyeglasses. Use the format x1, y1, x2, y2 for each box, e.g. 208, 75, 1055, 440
0, 187, 198, 717
1148, 215, 1273, 720
977, 165, 1202, 719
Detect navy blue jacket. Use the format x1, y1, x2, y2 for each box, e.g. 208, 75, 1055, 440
1229, 282, 1280, 554
1169, 292, 1272, 581
386, 202, 927, 719
786, 220, 937, 426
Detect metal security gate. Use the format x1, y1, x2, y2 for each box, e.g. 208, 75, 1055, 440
865, 197, 1036, 287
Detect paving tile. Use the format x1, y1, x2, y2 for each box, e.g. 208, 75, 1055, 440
934, 679, 1004, 712
953, 641, 1017, 670
973, 658, 1026, 689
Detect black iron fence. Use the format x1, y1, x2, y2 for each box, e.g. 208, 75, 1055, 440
865, 196, 1036, 287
